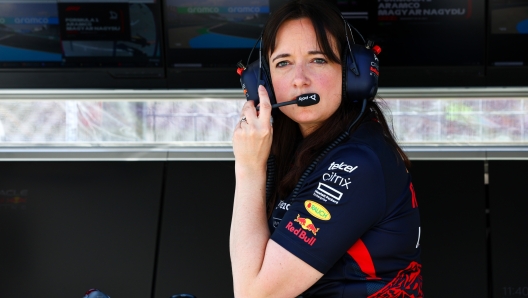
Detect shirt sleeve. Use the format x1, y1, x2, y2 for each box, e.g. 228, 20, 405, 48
270, 143, 386, 273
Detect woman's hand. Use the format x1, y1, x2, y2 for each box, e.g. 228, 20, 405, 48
232, 85, 273, 172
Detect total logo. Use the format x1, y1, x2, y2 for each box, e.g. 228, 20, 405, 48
276, 200, 290, 211
328, 161, 358, 173
284, 215, 319, 246
304, 200, 331, 220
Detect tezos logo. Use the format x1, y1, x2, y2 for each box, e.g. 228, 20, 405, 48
304, 200, 331, 220
276, 200, 290, 211
328, 161, 358, 173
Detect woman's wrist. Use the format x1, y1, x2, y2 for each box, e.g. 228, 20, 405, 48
235, 166, 267, 182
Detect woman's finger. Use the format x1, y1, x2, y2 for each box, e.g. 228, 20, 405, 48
239, 99, 256, 118
255, 85, 272, 124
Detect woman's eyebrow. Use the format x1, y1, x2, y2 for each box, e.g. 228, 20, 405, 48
271, 50, 325, 62
308, 50, 325, 56
271, 53, 290, 62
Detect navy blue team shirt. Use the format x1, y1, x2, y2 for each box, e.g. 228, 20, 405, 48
268, 120, 423, 297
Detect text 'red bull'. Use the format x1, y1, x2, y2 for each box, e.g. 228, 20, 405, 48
284, 214, 320, 246
285, 221, 316, 246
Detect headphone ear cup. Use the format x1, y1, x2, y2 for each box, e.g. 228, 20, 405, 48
260, 59, 277, 105
239, 60, 277, 106
344, 45, 379, 103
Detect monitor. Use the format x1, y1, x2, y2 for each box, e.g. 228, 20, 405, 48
486, 0, 528, 86
336, 0, 487, 87
0, 0, 165, 88
164, 0, 287, 88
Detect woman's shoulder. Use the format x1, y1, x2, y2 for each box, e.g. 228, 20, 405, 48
321, 122, 401, 174
330, 124, 383, 161
320, 136, 382, 176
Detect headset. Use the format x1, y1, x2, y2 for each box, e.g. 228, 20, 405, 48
236, 13, 381, 108
236, 8, 383, 205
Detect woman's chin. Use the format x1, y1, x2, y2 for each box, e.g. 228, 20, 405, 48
292, 111, 325, 124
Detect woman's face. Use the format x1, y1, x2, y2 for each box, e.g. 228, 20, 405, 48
269, 17, 342, 137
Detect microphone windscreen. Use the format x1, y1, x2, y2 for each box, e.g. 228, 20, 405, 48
296, 93, 320, 106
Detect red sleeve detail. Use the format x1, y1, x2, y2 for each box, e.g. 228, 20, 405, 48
410, 183, 418, 208
347, 239, 381, 280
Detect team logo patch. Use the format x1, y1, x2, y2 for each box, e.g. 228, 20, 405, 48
294, 214, 320, 235
276, 200, 290, 210
285, 220, 317, 246
304, 200, 331, 221
322, 172, 351, 189
313, 183, 343, 204
328, 161, 358, 173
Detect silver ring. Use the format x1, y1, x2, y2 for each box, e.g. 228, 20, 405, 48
240, 116, 247, 124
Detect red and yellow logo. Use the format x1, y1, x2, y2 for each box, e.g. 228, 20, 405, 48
284, 214, 320, 246
294, 214, 320, 235
304, 200, 331, 220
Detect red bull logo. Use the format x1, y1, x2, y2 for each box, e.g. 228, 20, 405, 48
294, 214, 320, 235
285, 220, 317, 246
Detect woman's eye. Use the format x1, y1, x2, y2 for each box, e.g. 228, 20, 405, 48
313, 58, 327, 64
276, 61, 289, 68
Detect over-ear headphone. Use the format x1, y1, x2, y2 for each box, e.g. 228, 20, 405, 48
236, 14, 381, 106
343, 33, 381, 103
237, 35, 276, 106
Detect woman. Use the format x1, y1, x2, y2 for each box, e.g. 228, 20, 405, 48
230, 1, 422, 297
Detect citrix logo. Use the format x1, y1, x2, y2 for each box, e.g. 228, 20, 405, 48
328, 162, 358, 173
323, 172, 351, 189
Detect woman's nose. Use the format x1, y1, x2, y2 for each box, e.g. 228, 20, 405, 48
292, 64, 310, 87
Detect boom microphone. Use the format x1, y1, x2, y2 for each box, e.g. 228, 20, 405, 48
256, 93, 320, 111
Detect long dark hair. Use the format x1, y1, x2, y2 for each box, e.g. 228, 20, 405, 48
263, 0, 410, 216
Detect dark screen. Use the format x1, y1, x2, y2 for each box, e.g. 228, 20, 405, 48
0, 0, 523, 88
165, 0, 487, 88
486, 0, 528, 86
336, 0, 486, 67
488, 0, 528, 66
0, 1, 163, 68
